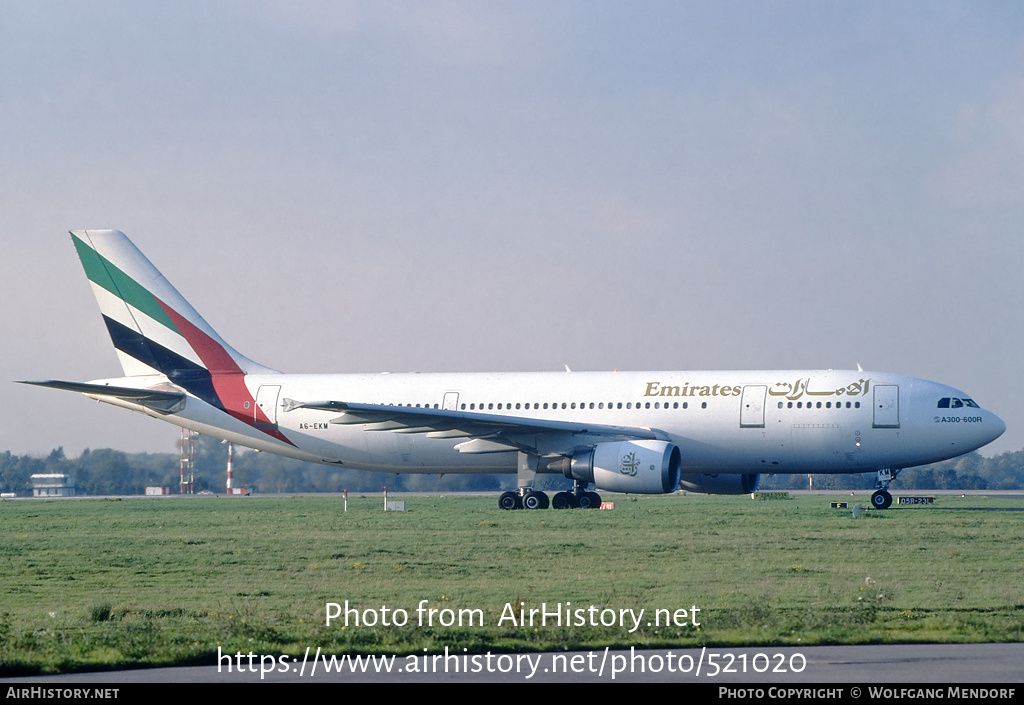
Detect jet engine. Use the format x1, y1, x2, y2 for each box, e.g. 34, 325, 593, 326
677, 472, 759, 494
553, 440, 682, 494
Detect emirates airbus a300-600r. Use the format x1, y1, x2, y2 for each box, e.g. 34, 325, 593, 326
23, 230, 1005, 510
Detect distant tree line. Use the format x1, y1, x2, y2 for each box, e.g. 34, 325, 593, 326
0, 436, 521, 496
758, 450, 1023, 491
0, 437, 1021, 496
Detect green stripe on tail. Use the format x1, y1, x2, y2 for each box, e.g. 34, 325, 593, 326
71, 233, 179, 333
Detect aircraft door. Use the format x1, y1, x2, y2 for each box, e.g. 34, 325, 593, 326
740, 385, 767, 428
255, 385, 281, 431
872, 385, 899, 428
443, 392, 459, 411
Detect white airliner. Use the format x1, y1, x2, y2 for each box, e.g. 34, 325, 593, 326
23, 230, 1006, 510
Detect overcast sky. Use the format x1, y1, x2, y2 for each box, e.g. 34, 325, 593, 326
3, 1, 1023, 459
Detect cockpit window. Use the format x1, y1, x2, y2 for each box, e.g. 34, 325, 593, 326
938, 397, 980, 409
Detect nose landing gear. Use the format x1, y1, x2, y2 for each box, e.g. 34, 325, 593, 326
870, 490, 893, 510
870, 468, 900, 510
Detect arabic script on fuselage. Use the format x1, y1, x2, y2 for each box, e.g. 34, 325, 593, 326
643, 378, 870, 401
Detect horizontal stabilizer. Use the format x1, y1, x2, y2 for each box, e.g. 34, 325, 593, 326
19, 379, 186, 414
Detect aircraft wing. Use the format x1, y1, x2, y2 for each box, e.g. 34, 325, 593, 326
285, 399, 666, 455
19, 379, 186, 414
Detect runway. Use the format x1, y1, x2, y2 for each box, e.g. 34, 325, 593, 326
3, 643, 1021, 684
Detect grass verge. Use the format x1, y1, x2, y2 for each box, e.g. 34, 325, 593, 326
1, 493, 1021, 674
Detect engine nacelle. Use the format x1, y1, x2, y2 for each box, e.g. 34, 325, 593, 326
677, 472, 760, 495
561, 440, 681, 494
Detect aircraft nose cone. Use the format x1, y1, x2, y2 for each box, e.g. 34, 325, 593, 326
987, 412, 1007, 444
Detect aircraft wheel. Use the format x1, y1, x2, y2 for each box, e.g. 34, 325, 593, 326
870, 490, 892, 510
498, 491, 521, 510
576, 492, 601, 509
522, 490, 548, 510
551, 491, 575, 509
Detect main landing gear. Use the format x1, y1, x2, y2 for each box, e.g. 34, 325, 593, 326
870, 468, 901, 510
497, 488, 552, 510
551, 483, 601, 509
498, 484, 602, 510
498, 452, 602, 510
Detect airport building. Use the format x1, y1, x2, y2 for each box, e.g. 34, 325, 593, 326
30, 473, 76, 497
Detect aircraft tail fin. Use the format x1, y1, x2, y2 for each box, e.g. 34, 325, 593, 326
70, 230, 277, 381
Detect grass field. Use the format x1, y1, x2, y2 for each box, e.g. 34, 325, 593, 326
1, 492, 1022, 675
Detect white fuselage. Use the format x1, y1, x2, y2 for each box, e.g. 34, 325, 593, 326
99, 369, 1006, 478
